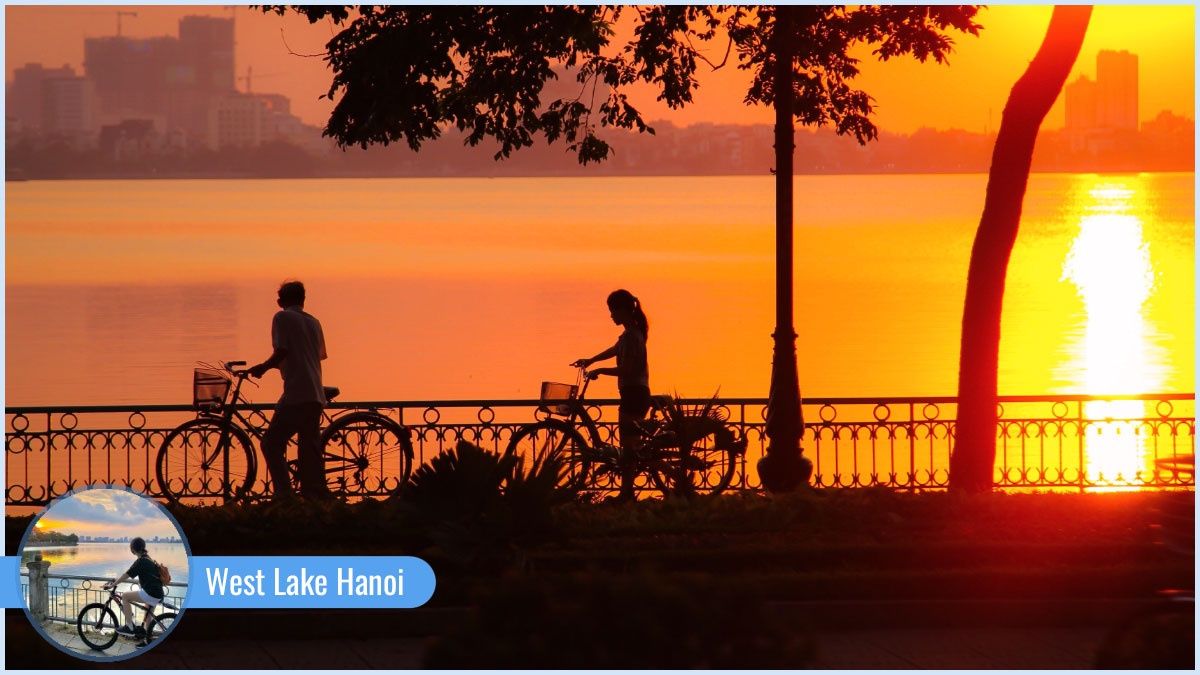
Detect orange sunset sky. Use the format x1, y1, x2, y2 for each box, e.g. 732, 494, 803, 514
4, 5, 1196, 136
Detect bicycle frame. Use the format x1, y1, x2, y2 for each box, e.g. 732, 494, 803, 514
544, 369, 608, 450
202, 370, 345, 443
525, 366, 745, 496
544, 368, 665, 457
195, 365, 352, 482
181, 362, 412, 499
93, 587, 173, 628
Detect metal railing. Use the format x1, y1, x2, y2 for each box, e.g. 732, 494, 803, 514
5, 394, 1194, 505
20, 572, 187, 625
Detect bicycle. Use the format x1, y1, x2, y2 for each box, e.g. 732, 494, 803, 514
505, 366, 745, 496
155, 361, 414, 505
75, 585, 178, 651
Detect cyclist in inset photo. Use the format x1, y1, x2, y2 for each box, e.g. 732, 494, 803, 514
573, 289, 650, 501
249, 279, 331, 500
103, 537, 164, 640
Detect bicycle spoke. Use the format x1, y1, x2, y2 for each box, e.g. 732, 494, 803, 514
507, 421, 591, 491
77, 604, 119, 651
318, 413, 411, 498
157, 420, 255, 505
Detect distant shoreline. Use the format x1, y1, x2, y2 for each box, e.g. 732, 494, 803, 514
6, 168, 1193, 183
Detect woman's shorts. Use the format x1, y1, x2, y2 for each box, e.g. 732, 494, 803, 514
134, 587, 164, 605
618, 386, 652, 420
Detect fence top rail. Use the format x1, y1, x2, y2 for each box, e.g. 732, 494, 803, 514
18, 571, 188, 587
5, 393, 1195, 416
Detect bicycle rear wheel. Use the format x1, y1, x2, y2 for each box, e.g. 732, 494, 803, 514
506, 420, 592, 491
317, 412, 414, 498
156, 419, 257, 506
142, 611, 177, 647
648, 436, 739, 497
76, 603, 120, 651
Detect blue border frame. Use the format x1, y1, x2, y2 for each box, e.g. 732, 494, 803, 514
14, 484, 192, 663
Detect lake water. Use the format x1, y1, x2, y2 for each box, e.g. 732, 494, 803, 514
5, 173, 1194, 407
20, 542, 190, 617
20, 542, 190, 581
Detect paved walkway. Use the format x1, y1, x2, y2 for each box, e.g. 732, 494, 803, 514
39, 619, 144, 660
118, 626, 1108, 669
5, 605, 1129, 669
809, 626, 1106, 669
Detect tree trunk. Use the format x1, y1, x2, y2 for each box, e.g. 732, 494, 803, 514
950, 6, 1092, 492
759, 4, 813, 492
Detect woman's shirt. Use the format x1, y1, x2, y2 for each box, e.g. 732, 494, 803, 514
126, 555, 165, 599
615, 327, 649, 390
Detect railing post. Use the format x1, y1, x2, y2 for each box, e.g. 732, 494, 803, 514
1077, 400, 1086, 493
908, 402, 916, 490
26, 553, 50, 623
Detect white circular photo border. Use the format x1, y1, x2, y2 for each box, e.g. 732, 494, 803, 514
15, 484, 192, 663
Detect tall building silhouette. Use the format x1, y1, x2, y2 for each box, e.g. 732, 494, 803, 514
7, 63, 80, 132
41, 75, 95, 135
1065, 49, 1138, 132
177, 16, 236, 136
1096, 50, 1138, 131
83, 15, 235, 140
1065, 77, 1098, 130
179, 16, 235, 90
84, 36, 178, 126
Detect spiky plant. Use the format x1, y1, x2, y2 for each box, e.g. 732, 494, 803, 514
651, 392, 745, 498
401, 440, 578, 568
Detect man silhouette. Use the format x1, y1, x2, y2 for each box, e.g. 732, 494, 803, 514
249, 280, 329, 499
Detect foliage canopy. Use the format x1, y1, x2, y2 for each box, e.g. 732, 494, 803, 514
265, 5, 981, 162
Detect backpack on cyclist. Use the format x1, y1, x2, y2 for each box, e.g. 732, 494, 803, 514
152, 558, 171, 585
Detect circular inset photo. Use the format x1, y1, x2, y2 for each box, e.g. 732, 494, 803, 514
17, 486, 190, 662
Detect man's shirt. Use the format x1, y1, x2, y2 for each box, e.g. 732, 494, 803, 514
271, 305, 328, 406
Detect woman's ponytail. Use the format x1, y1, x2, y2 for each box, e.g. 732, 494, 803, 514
608, 289, 649, 338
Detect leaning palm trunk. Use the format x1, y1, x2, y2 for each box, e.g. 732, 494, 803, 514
951, 6, 1092, 492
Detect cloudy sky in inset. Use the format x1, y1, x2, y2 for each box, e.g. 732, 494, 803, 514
33, 488, 180, 540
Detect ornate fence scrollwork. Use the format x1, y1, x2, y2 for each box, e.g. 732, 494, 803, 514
5, 394, 1194, 505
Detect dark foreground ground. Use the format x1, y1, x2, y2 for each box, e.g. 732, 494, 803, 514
7, 489, 1194, 669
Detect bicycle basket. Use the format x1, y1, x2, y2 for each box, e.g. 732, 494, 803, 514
193, 368, 231, 410
538, 381, 578, 416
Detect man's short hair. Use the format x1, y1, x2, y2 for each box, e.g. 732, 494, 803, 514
278, 280, 305, 306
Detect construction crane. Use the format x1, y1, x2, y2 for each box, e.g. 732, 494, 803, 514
85, 10, 138, 37
236, 66, 283, 95
115, 11, 137, 37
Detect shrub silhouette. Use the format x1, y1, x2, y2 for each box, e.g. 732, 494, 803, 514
402, 440, 576, 568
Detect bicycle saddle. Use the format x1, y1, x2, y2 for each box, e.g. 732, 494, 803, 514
650, 394, 673, 410
324, 386, 340, 401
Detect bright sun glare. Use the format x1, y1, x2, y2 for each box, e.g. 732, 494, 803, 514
1061, 181, 1160, 486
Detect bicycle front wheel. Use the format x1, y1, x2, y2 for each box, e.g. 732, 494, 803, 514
506, 420, 592, 491
156, 419, 257, 506
77, 603, 120, 651
318, 412, 414, 498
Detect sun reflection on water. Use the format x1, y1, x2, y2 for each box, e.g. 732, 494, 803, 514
1060, 181, 1160, 487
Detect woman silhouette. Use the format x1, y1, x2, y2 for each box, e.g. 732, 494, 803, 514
572, 289, 650, 501
103, 536, 164, 640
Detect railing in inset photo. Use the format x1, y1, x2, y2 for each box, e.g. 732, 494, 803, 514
21, 568, 187, 625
